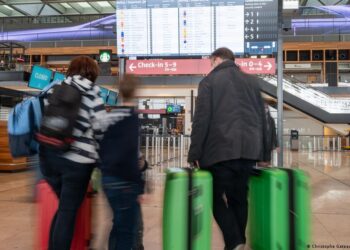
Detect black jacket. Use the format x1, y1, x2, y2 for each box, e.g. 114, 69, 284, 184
262, 110, 277, 162
98, 107, 143, 193
188, 60, 267, 168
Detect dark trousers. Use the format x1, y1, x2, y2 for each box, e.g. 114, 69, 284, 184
133, 207, 144, 250
209, 159, 255, 250
102, 175, 140, 250
39, 147, 94, 250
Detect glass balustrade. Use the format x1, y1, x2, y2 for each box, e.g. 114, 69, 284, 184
263, 75, 350, 114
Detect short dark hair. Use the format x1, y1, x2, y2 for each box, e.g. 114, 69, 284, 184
66, 56, 99, 82
210, 47, 235, 61
119, 74, 140, 100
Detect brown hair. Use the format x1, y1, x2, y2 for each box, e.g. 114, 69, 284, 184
210, 47, 235, 61
119, 74, 140, 101
66, 56, 99, 82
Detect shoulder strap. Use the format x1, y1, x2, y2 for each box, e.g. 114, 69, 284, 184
38, 80, 61, 97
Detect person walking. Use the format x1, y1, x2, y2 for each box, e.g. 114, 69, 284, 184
259, 103, 278, 167
98, 74, 144, 250
39, 56, 106, 250
188, 48, 267, 250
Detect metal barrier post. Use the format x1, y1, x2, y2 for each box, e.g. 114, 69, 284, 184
155, 136, 158, 165
167, 137, 170, 162
326, 137, 330, 151
161, 136, 164, 164
180, 135, 184, 168
157, 136, 161, 165
178, 136, 181, 167
313, 136, 317, 151
152, 136, 155, 165
318, 137, 321, 151
145, 136, 149, 162
172, 136, 176, 161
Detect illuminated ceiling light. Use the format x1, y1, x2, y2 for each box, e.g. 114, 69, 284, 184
61, 3, 72, 8
77, 2, 91, 8
98, 1, 111, 7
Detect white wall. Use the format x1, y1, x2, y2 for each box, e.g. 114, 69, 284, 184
282, 110, 324, 135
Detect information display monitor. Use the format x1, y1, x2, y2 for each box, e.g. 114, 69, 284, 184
107, 91, 118, 106
100, 87, 110, 103
53, 72, 65, 82
117, 0, 278, 56
166, 104, 182, 114
28, 65, 53, 90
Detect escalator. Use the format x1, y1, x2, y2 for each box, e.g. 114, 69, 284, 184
258, 75, 350, 125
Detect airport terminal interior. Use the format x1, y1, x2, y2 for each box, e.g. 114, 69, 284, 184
0, 0, 350, 249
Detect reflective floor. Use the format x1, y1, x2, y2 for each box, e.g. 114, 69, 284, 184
0, 150, 350, 250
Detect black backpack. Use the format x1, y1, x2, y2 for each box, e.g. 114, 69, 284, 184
37, 82, 82, 151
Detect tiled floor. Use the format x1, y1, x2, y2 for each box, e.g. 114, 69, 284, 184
0, 150, 350, 250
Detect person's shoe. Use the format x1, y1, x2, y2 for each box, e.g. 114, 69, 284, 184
234, 244, 245, 250
224, 244, 245, 250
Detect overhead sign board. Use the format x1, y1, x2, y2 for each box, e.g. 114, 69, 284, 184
126, 59, 211, 75
236, 58, 275, 74
117, 0, 278, 56
285, 64, 312, 69
126, 58, 275, 75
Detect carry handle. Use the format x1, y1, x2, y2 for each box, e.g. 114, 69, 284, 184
188, 160, 200, 170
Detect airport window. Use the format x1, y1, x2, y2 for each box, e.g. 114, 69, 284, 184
325, 50, 337, 61
299, 51, 311, 61
339, 50, 349, 60
312, 50, 323, 61
286, 51, 298, 61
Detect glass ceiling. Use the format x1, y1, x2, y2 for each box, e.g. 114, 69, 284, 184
0, 1, 116, 17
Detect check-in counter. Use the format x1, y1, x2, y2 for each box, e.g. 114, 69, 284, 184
0, 121, 27, 171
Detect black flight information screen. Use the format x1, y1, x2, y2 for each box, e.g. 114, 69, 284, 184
116, 0, 278, 56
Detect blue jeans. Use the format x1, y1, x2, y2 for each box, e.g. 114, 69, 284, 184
102, 176, 140, 250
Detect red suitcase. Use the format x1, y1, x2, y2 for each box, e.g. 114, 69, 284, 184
36, 180, 92, 250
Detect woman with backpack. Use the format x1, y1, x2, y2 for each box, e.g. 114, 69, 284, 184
38, 56, 106, 250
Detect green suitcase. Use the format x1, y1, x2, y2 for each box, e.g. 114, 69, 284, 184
248, 168, 311, 250
163, 168, 213, 250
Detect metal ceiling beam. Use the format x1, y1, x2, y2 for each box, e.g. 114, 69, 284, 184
0, 5, 13, 16
300, 0, 309, 6
0, 0, 42, 4
109, 1, 116, 9
6, 4, 31, 16
47, 3, 65, 14
37, 3, 45, 15
66, 2, 81, 14
42, 0, 115, 3
69, 2, 98, 15
87, 2, 101, 14
0, 0, 117, 4
316, 0, 326, 5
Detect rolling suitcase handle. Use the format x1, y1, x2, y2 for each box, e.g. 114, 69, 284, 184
185, 164, 201, 250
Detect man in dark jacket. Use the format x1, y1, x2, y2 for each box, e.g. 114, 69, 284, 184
188, 47, 267, 250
